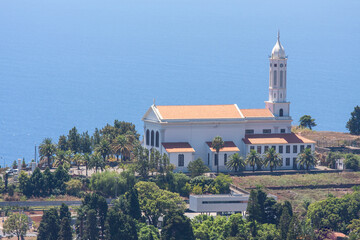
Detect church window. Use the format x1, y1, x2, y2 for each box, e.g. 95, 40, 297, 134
263, 129, 271, 134
300, 145, 305, 152
151, 130, 154, 146
274, 93, 276, 99
155, 131, 159, 147
215, 154, 218, 166
274, 64, 277, 67
245, 129, 254, 134
279, 109, 284, 117
286, 158, 290, 166
280, 71, 283, 87
307, 145, 311, 149
250, 146, 255, 151
272, 146, 276, 151
273, 70, 277, 86
146, 130, 150, 145
286, 145, 290, 153
279, 146, 283, 153
280, 93, 282, 99
257, 146, 261, 154
280, 128, 286, 133
293, 158, 297, 169
178, 154, 184, 167
264, 146, 269, 152
293, 145, 298, 153
224, 154, 227, 165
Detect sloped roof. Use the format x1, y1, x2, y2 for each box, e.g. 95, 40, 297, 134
162, 142, 195, 153
206, 141, 240, 152
242, 133, 316, 145
239, 109, 274, 118
155, 105, 242, 120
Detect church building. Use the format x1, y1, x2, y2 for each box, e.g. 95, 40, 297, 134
142, 33, 315, 172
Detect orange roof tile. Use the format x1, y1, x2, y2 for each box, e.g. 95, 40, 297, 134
162, 142, 195, 153
240, 109, 274, 118
242, 133, 316, 145
156, 105, 242, 120
206, 141, 240, 152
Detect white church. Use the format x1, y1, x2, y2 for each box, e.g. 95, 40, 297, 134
142, 33, 315, 172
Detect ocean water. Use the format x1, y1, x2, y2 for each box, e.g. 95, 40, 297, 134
0, 0, 359, 166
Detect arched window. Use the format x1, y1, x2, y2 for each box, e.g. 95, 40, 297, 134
224, 154, 227, 166
280, 70, 283, 87
273, 70, 277, 86
151, 130, 154, 146
280, 93, 282, 99
155, 131, 159, 147
274, 93, 276, 99
279, 108, 284, 117
146, 130, 150, 145
178, 154, 184, 167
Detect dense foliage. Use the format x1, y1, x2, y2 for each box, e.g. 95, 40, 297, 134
299, 115, 317, 130
346, 105, 360, 135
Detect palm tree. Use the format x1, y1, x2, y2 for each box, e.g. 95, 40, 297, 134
73, 153, 84, 170
83, 153, 90, 177
246, 149, 262, 172
39, 138, 56, 168
212, 136, 224, 173
297, 148, 317, 171
53, 149, 72, 167
111, 135, 131, 162
263, 147, 282, 172
226, 153, 245, 172
88, 152, 105, 173
95, 139, 111, 162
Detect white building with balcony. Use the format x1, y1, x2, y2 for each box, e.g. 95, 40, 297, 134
142, 33, 315, 172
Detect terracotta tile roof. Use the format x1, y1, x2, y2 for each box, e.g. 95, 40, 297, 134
162, 142, 195, 153
242, 133, 316, 145
206, 141, 240, 152
240, 109, 274, 118
155, 105, 242, 120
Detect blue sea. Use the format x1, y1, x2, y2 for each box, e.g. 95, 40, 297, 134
0, 0, 359, 166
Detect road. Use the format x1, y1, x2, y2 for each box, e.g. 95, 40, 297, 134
0, 199, 113, 207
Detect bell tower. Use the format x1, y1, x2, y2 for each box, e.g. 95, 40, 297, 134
265, 31, 290, 118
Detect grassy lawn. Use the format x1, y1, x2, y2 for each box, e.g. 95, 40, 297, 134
232, 172, 360, 189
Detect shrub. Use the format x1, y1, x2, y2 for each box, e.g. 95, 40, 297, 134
344, 154, 360, 171
65, 179, 82, 196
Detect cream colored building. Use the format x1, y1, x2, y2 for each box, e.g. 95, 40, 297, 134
142, 33, 315, 172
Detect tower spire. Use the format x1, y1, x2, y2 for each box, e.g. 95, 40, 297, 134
277, 30, 280, 42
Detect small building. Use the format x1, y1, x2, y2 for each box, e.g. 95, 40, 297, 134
189, 194, 249, 216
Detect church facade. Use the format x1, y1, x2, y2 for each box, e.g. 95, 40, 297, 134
142, 34, 315, 172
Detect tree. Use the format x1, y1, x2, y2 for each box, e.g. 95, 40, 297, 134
344, 154, 360, 171
135, 181, 185, 227
111, 135, 130, 162
346, 105, 360, 135
211, 136, 224, 174
226, 153, 245, 172
39, 138, 56, 168
246, 149, 262, 172
213, 174, 232, 194
12, 160, 18, 169
38, 208, 60, 240
299, 115, 317, 130
66, 179, 82, 196
54, 149, 72, 168
326, 151, 342, 169
80, 131, 92, 154
279, 205, 292, 240
348, 219, 360, 240
297, 148, 317, 171
263, 147, 282, 172
187, 158, 209, 177
135, 146, 150, 179
73, 153, 84, 170
30, 167, 44, 197
3, 213, 29, 240
89, 151, 105, 173
95, 139, 111, 162
54, 165, 70, 194
58, 135, 68, 151
59, 217, 72, 240
21, 158, 27, 169
161, 211, 195, 240
68, 126, 81, 153
105, 209, 138, 240
247, 190, 261, 222
19, 171, 32, 197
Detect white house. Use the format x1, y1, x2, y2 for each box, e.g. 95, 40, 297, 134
142, 33, 315, 172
